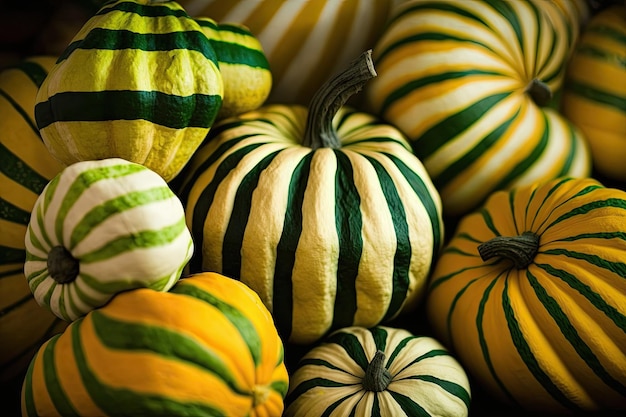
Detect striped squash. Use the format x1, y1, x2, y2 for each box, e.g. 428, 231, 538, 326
21, 271, 289, 417
365, 0, 592, 217
34, 0, 224, 183
284, 325, 471, 417
24, 158, 194, 322
426, 176, 626, 413
195, 17, 272, 120
562, 4, 626, 181
177, 51, 444, 345
0, 57, 68, 385
178, 0, 404, 106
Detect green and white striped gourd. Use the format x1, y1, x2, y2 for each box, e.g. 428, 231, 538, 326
284, 325, 471, 417
24, 158, 194, 322
34, 0, 224, 182
366, 0, 592, 217
0, 56, 68, 385
177, 51, 443, 345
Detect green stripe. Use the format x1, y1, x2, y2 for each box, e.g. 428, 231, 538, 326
75, 314, 231, 415
546, 197, 626, 230
21, 338, 46, 417
95, 0, 189, 19
576, 45, 626, 68
9, 60, 50, 87
273, 153, 313, 340
540, 248, 626, 286
587, 24, 626, 44
221, 150, 281, 279
326, 330, 370, 371
208, 38, 270, 69
369, 327, 389, 354
35, 90, 222, 130
444, 277, 479, 351
565, 80, 626, 112
485, 0, 524, 56
332, 151, 363, 330
43, 336, 80, 416
364, 156, 411, 322
0, 196, 30, 226
0, 88, 40, 136
387, 2, 489, 36
284, 377, 354, 411
405, 374, 471, 409
0, 142, 49, 195
388, 389, 430, 416
170, 278, 263, 367
58, 28, 219, 63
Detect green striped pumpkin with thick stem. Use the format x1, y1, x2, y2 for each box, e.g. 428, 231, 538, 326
0, 56, 68, 386
426, 176, 626, 413
177, 51, 444, 345
284, 325, 471, 416
34, 0, 224, 183
24, 158, 194, 322
366, 0, 592, 217
21, 271, 289, 417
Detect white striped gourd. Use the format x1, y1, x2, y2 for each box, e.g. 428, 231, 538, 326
195, 17, 272, 120
284, 325, 471, 416
21, 271, 289, 417
177, 51, 444, 345
366, 0, 592, 217
24, 158, 194, 321
0, 57, 68, 385
562, 4, 626, 181
34, 0, 224, 183
426, 176, 626, 413
178, 0, 404, 106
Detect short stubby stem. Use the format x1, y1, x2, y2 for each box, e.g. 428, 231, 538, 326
526, 78, 552, 107
477, 231, 540, 269
362, 350, 391, 392
47, 245, 80, 284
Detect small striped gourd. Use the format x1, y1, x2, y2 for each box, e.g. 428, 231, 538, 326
21, 271, 289, 417
0, 57, 68, 385
24, 158, 194, 322
34, 0, 224, 183
562, 4, 626, 181
284, 325, 471, 417
177, 51, 444, 345
426, 177, 626, 413
195, 17, 272, 120
178, 0, 403, 106
366, 0, 592, 217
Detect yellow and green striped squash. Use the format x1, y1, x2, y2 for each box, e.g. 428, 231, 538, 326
366, 0, 592, 217
24, 158, 194, 322
426, 176, 626, 413
34, 0, 224, 183
21, 271, 290, 417
178, 0, 404, 106
562, 4, 626, 181
177, 52, 443, 345
195, 17, 272, 120
0, 57, 68, 386
284, 325, 471, 417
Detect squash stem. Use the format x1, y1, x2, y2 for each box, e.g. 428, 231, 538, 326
302, 50, 377, 149
47, 246, 79, 284
477, 231, 540, 269
362, 350, 391, 392
526, 78, 552, 107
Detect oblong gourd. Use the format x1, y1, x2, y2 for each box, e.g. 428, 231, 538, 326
21, 271, 289, 417
24, 158, 194, 321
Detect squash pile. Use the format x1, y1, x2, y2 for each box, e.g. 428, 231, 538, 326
2, 0, 626, 416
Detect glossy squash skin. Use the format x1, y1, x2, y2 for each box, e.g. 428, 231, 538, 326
562, 5, 626, 181
366, 0, 592, 217
21, 272, 289, 417
426, 177, 626, 413
284, 325, 471, 417
24, 158, 194, 322
0, 57, 68, 385
34, 0, 224, 182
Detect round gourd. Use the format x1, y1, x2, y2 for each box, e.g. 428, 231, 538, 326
284, 325, 471, 417
177, 51, 444, 345
178, 0, 403, 106
426, 176, 626, 413
561, 4, 626, 181
24, 158, 194, 322
366, 0, 592, 217
21, 271, 289, 417
34, 0, 224, 182
0, 56, 68, 385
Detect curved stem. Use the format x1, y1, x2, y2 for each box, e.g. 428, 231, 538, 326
47, 246, 79, 284
526, 78, 552, 107
477, 231, 540, 269
302, 50, 377, 149
362, 350, 391, 392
